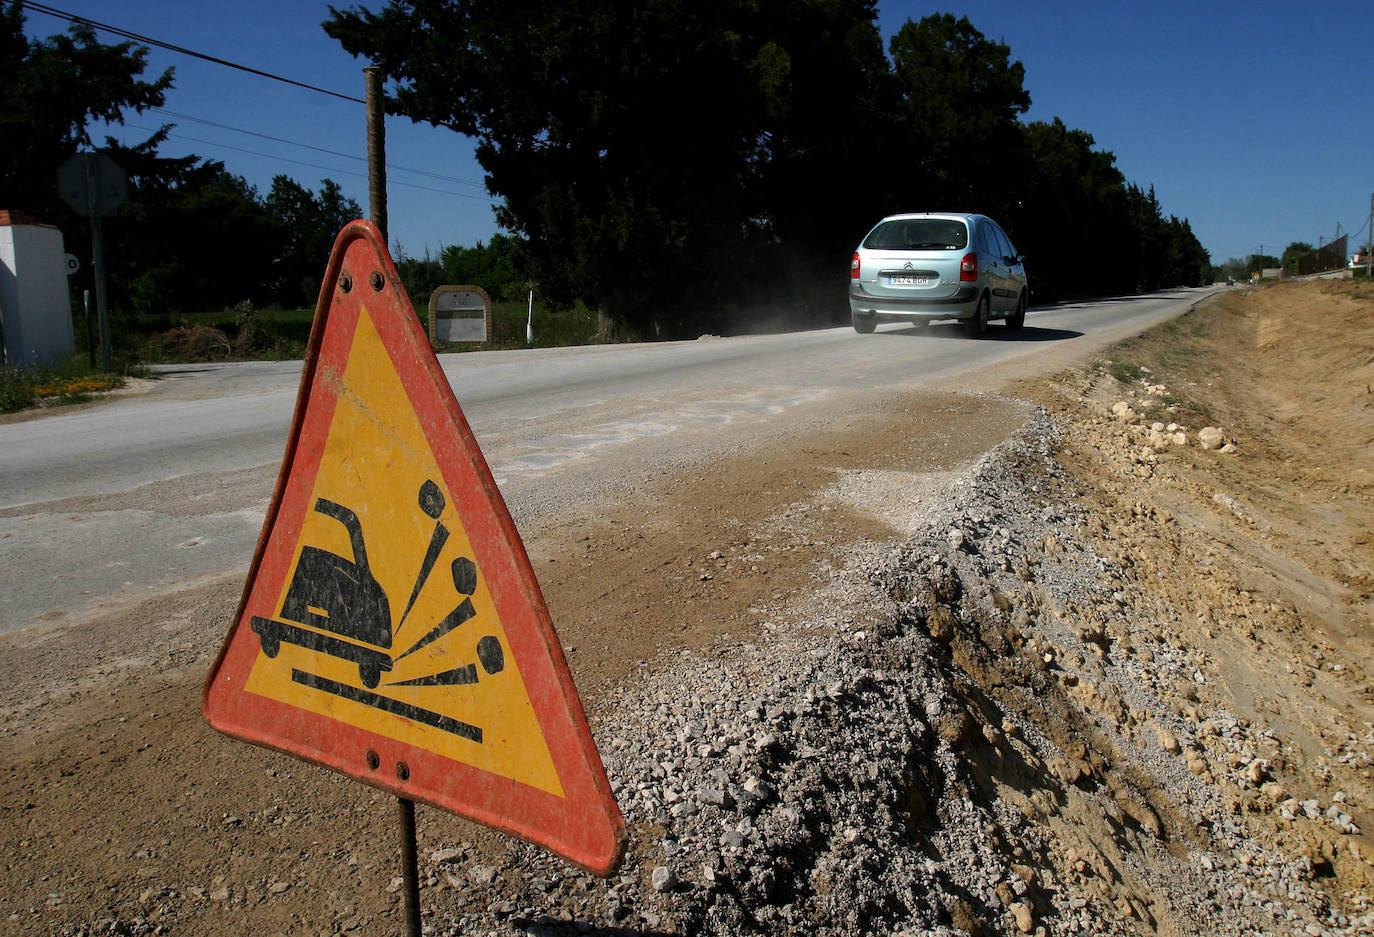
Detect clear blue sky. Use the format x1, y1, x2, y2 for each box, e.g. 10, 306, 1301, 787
21, 0, 1374, 266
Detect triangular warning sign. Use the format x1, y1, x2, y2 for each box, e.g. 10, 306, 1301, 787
203, 220, 624, 875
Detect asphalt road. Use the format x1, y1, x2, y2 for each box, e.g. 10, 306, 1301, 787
0, 289, 1217, 634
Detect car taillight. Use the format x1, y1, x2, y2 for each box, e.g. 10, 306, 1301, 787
960, 252, 978, 282
850, 251, 861, 279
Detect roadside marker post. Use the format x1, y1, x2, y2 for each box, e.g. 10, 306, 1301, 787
203, 220, 626, 929
428, 285, 491, 345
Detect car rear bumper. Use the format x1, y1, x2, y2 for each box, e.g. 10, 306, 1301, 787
848, 283, 979, 319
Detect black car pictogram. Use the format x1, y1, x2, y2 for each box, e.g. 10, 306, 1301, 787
252, 496, 396, 688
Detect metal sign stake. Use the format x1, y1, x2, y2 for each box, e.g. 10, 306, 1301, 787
363, 63, 422, 937
398, 796, 422, 937
203, 221, 625, 937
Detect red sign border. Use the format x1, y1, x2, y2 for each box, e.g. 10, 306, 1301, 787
203, 221, 625, 875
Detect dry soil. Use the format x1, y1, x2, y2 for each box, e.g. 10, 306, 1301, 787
2, 280, 1372, 936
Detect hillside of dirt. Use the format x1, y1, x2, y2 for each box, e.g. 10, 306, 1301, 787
2, 279, 1372, 937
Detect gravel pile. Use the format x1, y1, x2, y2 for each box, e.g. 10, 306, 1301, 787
424, 403, 1365, 937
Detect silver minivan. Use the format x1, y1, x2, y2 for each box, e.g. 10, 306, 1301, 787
848, 212, 1028, 337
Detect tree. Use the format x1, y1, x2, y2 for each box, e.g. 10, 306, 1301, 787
325, 1, 1213, 329
1163, 216, 1209, 288
1281, 241, 1314, 277
324, 0, 889, 337
741, 1, 893, 323
396, 234, 530, 313
265, 177, 363, 307
887, 14, 1030, 216
1213, 258, 1250, 282
441, 234, 526, 301
0, 2, 172, 218
97, 134, 279, 317
1015, 118, 1128, 300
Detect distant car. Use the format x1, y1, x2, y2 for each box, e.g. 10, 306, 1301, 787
848, 212, 1028, 337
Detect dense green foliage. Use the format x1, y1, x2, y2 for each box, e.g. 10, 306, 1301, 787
326, 2, 1212, 337
0, 4, 360, 333
329, 0, 899, 336
0, 2, 171, 217
396, 234, 529, 312
4, 1, 1216, 361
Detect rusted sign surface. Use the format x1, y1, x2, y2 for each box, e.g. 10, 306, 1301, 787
203, 220, 624, 875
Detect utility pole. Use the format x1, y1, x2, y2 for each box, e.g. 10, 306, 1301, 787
83, 155, 112, 372
365, 65, 388, 246
1367, 194, 1372, 277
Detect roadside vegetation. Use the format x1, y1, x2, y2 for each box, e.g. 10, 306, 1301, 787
3, 2, 1212, 371
128, 296, 604, 364
0, 357, 139, 414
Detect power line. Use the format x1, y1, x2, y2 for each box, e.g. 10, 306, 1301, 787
124, 123, 496, 202
17, 0, 364, 103
150, 108, 485, 189
22, 2, 497, 215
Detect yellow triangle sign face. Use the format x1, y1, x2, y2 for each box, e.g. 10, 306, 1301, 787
204, 221, 624, 874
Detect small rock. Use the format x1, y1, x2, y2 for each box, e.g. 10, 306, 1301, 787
1155, 726, 1181, 754
1011, 900, 1034, 933
651, 866, 677, 892
1261, 781, 1289, 803
741, 776, 772, 800
1198, 427, 1225, 450
1112, 402, 1139, 424
698, 787, 728, 807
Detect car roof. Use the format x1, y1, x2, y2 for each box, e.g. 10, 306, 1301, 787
879, 212, 983, 222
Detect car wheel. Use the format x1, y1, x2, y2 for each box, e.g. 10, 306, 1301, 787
852, 312, 877, 334
962, 294, 989, 338
1006, 293, 1026, 329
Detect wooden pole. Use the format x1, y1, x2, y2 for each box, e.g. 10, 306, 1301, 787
83, 155, 111, 372
365, 65, 388, 245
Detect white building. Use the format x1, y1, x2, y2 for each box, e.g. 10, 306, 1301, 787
0, 210, 75, 366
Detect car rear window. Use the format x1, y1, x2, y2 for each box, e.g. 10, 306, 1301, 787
863, 218, 968, 251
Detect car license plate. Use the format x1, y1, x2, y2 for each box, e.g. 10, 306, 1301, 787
888, 274, 931, 286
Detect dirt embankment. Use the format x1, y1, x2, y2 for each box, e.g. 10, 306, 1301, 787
2, 280, 1372, 937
